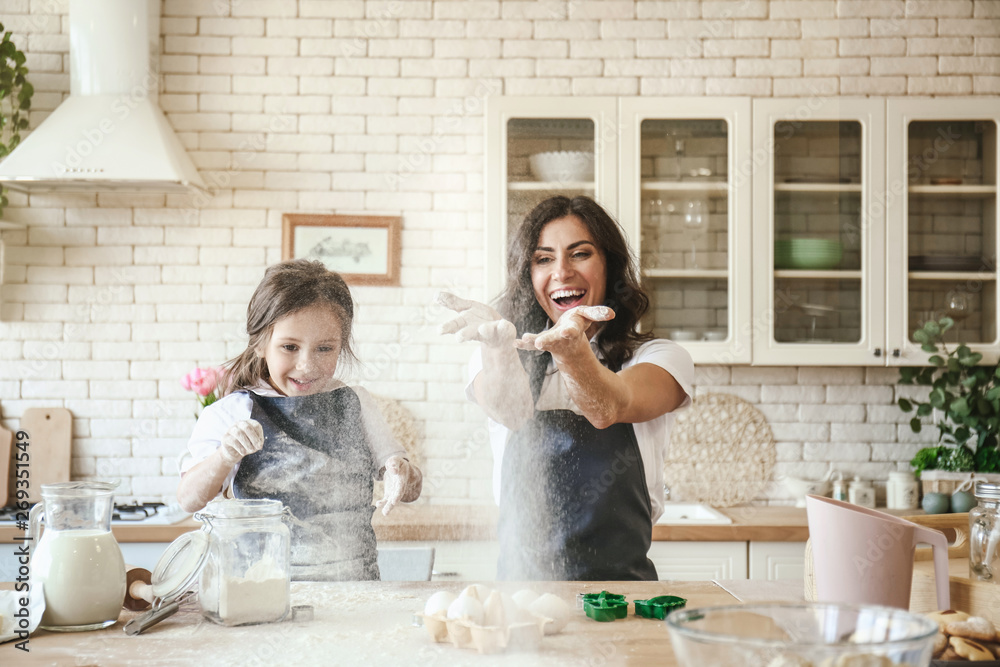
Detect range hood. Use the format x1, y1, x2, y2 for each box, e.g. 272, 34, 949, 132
0, 0, 206, 194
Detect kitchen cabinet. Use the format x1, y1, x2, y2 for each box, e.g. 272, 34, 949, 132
485, 97, 618, 300
748, 541, 807, 581
751, 98, 887, 365
619, 98, 753, 363
886, 98, 1000, 365
647, 541, 748, 581
486, 96, 999, 366
380, 540, 499, 581
486, 97, 752, 364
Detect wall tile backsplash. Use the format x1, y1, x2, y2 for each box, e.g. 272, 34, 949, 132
1, 0, 996, 505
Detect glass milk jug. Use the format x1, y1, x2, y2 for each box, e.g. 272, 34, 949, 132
195, 499, 291, 626
28, 482, 126, 631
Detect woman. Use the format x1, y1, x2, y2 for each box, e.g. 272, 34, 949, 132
440, 195, 693, 580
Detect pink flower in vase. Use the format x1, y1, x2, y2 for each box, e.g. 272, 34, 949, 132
181, 366, 222, 408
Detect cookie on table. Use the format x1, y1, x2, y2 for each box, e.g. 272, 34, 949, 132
949, 636, 995, 661
947, 616, 999, 643
932, 631, 948, 658
927, 609, 971, 633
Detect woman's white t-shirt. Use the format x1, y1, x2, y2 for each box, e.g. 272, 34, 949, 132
467, 338, 694, 523
181, 380, 405, 491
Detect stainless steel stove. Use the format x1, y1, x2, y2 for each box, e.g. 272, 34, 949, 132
0, 501, 191, 526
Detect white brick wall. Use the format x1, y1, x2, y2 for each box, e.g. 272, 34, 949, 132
0, 0, 997, 506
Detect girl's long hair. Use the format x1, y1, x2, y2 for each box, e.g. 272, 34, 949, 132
496, 196, 652, 379
219, 259, 357, 396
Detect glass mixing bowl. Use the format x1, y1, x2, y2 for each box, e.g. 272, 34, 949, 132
666, 602, 938, 667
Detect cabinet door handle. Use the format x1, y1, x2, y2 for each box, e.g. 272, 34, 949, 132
892, 348, 901, 358
874, 348, 882, 357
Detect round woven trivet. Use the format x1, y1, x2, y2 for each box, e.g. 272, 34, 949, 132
663, 392, 776, 507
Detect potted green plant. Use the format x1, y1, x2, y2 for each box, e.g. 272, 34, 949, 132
0, 22, 33, 217
897, 316, 1000, 492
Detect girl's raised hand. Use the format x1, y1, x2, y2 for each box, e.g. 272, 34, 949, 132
376, 455, 421, 516
219, 419, 264, 465
514, 305, 615, 354
436, 292, 516, 347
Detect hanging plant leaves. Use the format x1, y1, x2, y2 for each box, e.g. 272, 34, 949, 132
0, 22, 33, 218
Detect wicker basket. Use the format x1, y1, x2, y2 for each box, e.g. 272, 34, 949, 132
918, 469, 1000, 495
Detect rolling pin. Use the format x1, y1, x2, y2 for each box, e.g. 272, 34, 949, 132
123, 566, 155, 611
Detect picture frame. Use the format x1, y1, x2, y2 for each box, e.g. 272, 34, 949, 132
281, 213, 401, 286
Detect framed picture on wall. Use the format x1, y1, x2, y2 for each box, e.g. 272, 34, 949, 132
281, 214, 401, 286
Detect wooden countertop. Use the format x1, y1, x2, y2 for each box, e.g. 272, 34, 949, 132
0, 505, 926, 544
9, 580, 746, 666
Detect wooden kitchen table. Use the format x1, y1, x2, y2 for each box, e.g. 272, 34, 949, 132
7, 580, 745, 666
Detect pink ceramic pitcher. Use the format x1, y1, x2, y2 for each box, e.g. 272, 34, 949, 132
806, 495, 950, 610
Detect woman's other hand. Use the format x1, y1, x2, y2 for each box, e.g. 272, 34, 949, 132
376, 455, 423, 516
514, 305, 615, 355
437, 292, 516, 347
219, 419, 264, 465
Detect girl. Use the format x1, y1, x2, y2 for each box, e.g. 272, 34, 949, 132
177, 259, 422, 581
440, 195, 693, 581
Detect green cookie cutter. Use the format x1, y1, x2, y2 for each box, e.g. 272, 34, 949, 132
633, 595, 687, 620
582, 591, 629, 623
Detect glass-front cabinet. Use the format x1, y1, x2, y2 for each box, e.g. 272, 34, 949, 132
619, 98, 752, 364
886, 98, 1000, 365
486, 97, 751, 365
752, 99, 887, 365
485, 98, 618, 299
486, 96, 1000, 366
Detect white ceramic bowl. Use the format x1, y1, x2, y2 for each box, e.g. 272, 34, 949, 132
784, 477, 831, 508
528, 151, 595, 183
670, 330, 698, 342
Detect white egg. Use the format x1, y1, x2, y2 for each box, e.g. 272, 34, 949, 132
527, 593, 571, 634
501, 592, 526, 623
423, 590, 457, 617
482, 590, 506, 627
447, 593, 484, 625
511, 588, 539, 610
460, 583, 492, 602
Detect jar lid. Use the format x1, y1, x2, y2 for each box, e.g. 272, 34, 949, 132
888, 471, 914, 481
150, 530, 211, 602
974, 481, 1000, 500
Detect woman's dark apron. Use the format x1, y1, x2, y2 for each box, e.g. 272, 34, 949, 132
497, 357, 657, 581
233, 387, 379, 581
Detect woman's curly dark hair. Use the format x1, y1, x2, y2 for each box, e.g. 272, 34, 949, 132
496, 196, 652, 379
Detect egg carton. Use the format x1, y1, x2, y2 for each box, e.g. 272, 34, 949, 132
417, 613, 550, 654
417, 586, 571, 655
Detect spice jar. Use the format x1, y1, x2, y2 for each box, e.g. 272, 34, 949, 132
847, 477, 876, 509
196, 499, 291, 626
886, 471, 919, 510
970, 482, 1000, 582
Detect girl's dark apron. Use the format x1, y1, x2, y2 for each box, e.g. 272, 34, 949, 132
233, 387, 379, 581
497, 357, 657, 581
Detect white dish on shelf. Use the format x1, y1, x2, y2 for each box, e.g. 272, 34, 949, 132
528, 151, 594, 183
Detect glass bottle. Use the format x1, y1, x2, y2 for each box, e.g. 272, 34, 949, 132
196, 499, 291, 626
970, 482, 1000, 582
886, 471, 919, 510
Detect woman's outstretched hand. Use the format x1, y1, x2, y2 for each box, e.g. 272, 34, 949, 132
437, 292, 516, 347
514, 305, 615, 355
376, 455, 422, 516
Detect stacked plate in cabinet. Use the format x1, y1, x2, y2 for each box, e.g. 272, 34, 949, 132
774, 239, 843, 270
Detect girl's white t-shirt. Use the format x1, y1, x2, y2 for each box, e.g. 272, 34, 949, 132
181, 380, 406, 492
467, 338, 694, 523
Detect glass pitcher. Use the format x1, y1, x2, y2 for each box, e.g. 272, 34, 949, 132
28, 481, 126, 631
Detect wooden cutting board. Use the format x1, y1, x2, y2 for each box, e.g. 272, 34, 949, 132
20, 407, 72, 504
0, 418, 11, 507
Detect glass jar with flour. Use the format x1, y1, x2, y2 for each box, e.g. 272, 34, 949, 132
196, 499, 291, 626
